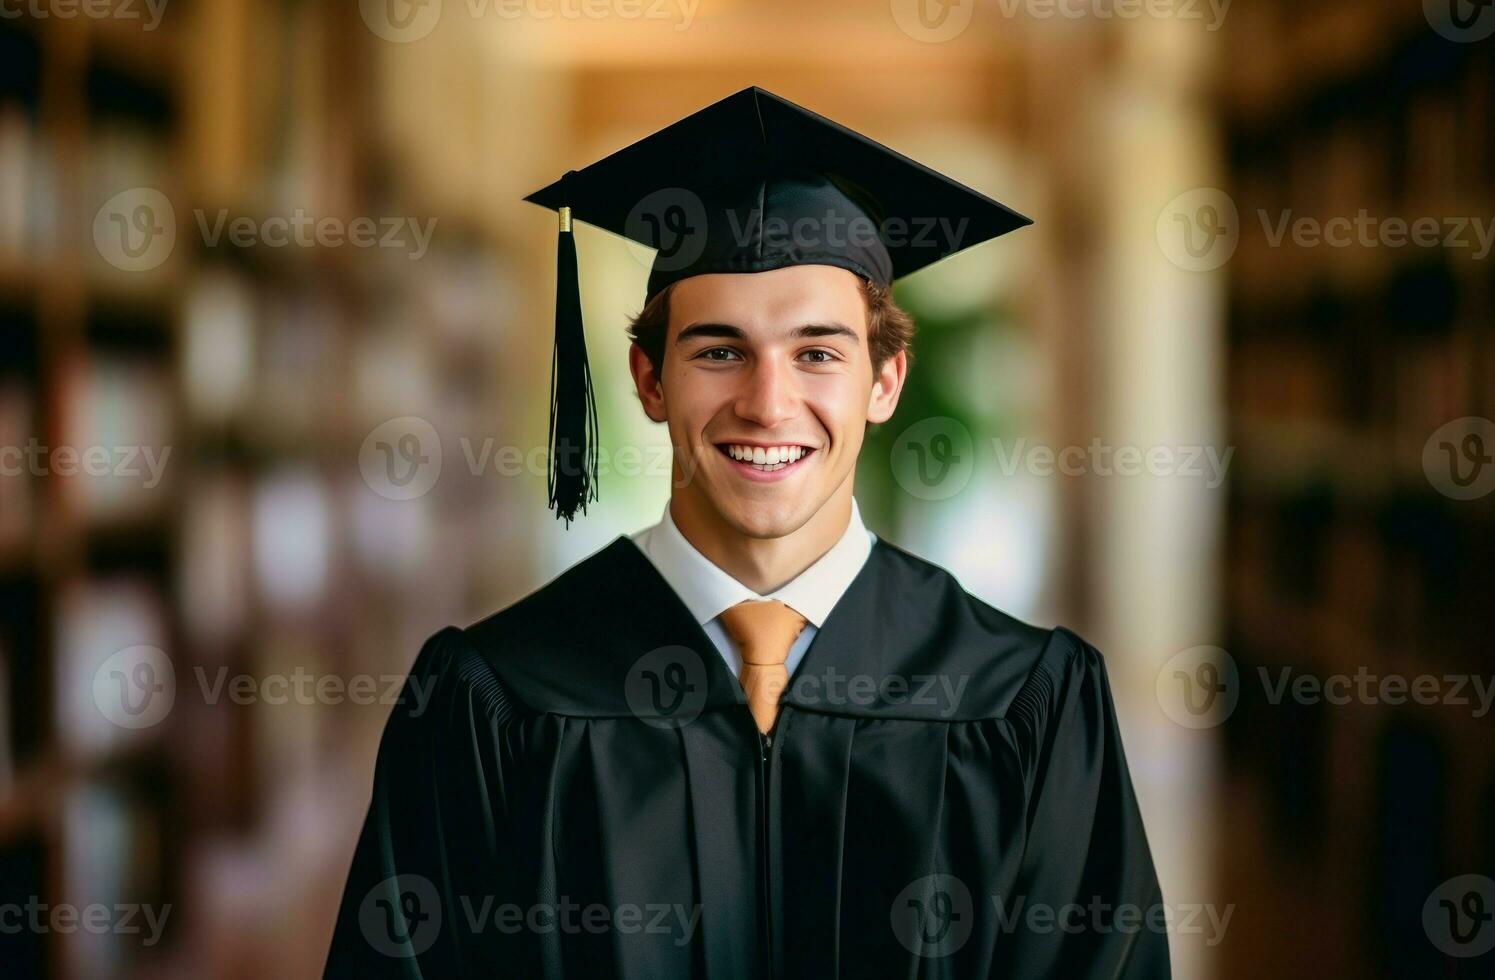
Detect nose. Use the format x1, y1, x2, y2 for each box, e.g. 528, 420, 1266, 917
733, 355, 798, 429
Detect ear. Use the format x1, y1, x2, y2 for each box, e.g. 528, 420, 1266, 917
866, 348, 907, 425
629, 342, 668, 423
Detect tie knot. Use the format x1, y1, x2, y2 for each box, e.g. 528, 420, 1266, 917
718, 599, 808, 667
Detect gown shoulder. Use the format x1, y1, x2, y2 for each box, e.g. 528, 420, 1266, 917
858, 538, 1109, 724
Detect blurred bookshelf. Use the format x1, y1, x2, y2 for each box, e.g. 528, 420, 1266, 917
1221, 3, 1495, 977
0, 3, 513, 978
0, 9, 181, 979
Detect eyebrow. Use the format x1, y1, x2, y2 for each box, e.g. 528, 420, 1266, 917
674, 322, 861, 345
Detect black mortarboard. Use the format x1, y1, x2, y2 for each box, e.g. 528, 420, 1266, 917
524, 85, 1032, 524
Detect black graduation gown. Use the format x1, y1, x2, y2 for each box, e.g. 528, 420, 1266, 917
323, 535, 1171, 979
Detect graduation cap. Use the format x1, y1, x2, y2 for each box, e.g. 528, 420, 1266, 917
524, 86, 1032, 524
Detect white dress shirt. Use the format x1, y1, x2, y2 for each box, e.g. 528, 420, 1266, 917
630, 498, 877, 679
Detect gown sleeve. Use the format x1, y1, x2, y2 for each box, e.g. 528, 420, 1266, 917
323, 625, 514, 979
996, 628, 1172, 978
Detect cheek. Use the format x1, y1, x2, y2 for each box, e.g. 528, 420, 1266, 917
663, 367, 732, 432
802, 373, 873, 437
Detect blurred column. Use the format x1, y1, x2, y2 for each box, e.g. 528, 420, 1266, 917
1089, 17, 1227, 980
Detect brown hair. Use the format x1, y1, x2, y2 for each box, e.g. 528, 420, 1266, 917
626, 276, 915, 377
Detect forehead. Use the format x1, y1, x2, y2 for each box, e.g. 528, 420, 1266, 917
668, 264, 867, 336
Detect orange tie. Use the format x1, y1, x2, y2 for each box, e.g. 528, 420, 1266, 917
718, 599, 807, 734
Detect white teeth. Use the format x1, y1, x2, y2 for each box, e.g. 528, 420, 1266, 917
722, 444, 811, 469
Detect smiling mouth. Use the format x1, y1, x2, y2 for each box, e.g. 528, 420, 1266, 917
716, 443, 817, 473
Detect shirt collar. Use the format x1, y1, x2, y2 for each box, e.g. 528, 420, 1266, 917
630, 498, 875, 628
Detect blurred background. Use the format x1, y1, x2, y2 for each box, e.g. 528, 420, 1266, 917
1, 0, 1492, 977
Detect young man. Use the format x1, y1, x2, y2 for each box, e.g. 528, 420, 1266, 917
324, 87, 1170, 979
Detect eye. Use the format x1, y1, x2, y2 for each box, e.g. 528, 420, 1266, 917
799, 348, 837, 363
696, 347, 742, 362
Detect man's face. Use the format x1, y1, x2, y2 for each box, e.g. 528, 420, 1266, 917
630, 264, 906, 539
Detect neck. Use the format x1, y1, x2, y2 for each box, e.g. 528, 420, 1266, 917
669, 482, 854, 595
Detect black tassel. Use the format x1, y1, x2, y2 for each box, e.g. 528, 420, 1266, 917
547, 195, 599, 525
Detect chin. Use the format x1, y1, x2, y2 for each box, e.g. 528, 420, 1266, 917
714, 496, 815, 541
